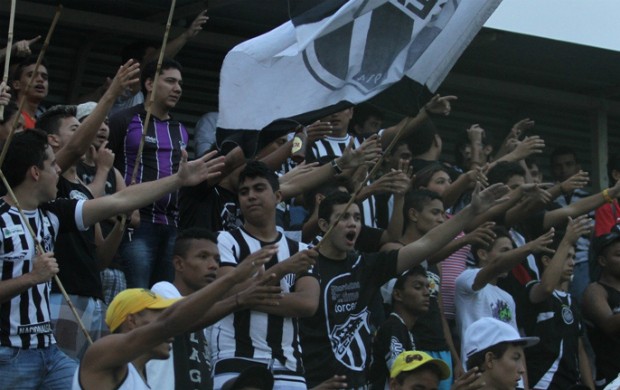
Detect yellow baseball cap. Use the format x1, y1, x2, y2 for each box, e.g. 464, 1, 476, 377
390, 351, 451, 380
105, 288, 180, 332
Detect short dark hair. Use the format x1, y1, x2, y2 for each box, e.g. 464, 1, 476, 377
304, 178, 351, 213
412, 162, 450, 190
10, 55, 48, 84
37, 105, 77, 135
174, 227, 218, 258
350, 103, 384, 128
466, 342, 512, 371
403, 189, 443, 228
408, 120, 438, 157
487, 161, 525, 186
550, 146, 578, 165
318, 191, 352, 222
141, 58, 183, 94
470, 225, 513, 265
1, 129, 49, 187
607, 152, 620, 184
238, 160, 280, 192
393, 265, 428, 292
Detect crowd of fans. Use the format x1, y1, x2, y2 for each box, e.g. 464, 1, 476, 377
0, 11, 619, 390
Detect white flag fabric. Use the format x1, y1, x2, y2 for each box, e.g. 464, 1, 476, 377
217, 0, 501, 153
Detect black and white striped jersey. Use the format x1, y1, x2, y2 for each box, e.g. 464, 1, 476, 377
211, 227, 311, 374
308, 134, 378, 228
0, 199, 85, 348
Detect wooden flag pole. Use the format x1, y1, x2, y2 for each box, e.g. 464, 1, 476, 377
314, 114, 418, 251
0, 5, 62, 168
0, 0, 17, 121
130, 0, 177, 185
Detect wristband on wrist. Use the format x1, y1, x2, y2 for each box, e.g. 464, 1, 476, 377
331, 159, 343, 175
603, 188, 614, 204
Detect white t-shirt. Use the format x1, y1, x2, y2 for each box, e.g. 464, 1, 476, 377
455, 268, 518, 361
145, 282, 181, 390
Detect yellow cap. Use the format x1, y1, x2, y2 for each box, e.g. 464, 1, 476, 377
105, 288, 180, 332
390, 351, 451, 380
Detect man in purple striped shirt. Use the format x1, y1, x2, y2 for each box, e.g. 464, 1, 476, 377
108, 58, 189, 288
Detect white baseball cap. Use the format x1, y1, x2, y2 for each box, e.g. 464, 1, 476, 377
463, 317, 539, 363
76, 101, 97, 121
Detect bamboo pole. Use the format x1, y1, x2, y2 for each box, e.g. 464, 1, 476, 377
0, 171, 93, 344
129, 0, 177, 185
0, 0, 17, 121
0, 5, 62, 168
314, 114, 418, 250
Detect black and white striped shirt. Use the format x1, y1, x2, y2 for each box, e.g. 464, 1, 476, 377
0, 199, 86, 348
211, 227, 310, 374
309, 134, 378, 228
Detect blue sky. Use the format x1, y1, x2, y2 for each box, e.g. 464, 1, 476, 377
485, 0, 620, 52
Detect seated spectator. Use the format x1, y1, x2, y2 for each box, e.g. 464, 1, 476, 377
388, 350, 451, 390
463, 317, 539, 390
582, 231, 620, 388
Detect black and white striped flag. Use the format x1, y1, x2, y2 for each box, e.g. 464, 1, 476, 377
217, 0, 501, 154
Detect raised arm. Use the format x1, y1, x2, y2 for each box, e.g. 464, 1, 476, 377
396, 183, 509, 274
472, 229, 555, 291
543, 180, 620, 230
529, 216, 590, 303
79, 245, 276, 388
56, 60, 140, 172
380, 94, 457, 150
81, 150, 225, 227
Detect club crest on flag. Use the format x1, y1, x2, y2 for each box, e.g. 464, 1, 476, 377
302, 0, 444, 95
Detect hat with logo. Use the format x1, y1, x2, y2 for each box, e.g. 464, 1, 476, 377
390, 350, 451, 380
463, 317, 539, 364
105, 288, 180, 332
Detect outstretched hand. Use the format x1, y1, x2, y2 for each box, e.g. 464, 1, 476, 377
185, 10, 209, 39
232, 244, 279, 283
424, 94, 458, 116
235, 273, 283, 309
469, 182, 510, 215
563, 215, 592, 245
338, 134, 381, 170
177, 149, 226, 187
106, 59, 141, 99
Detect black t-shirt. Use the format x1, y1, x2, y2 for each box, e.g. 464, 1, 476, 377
300, 250, 399, 388
586, 282, 620, 385
52, 177, 103, 300
178, 183, 241, 232
76, 161, 118, 237
172, 331, 212, 389
523, 283, 583, 389
369, 314, 415, 389
412, 262, 448, 351
52, 176, 103, 300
